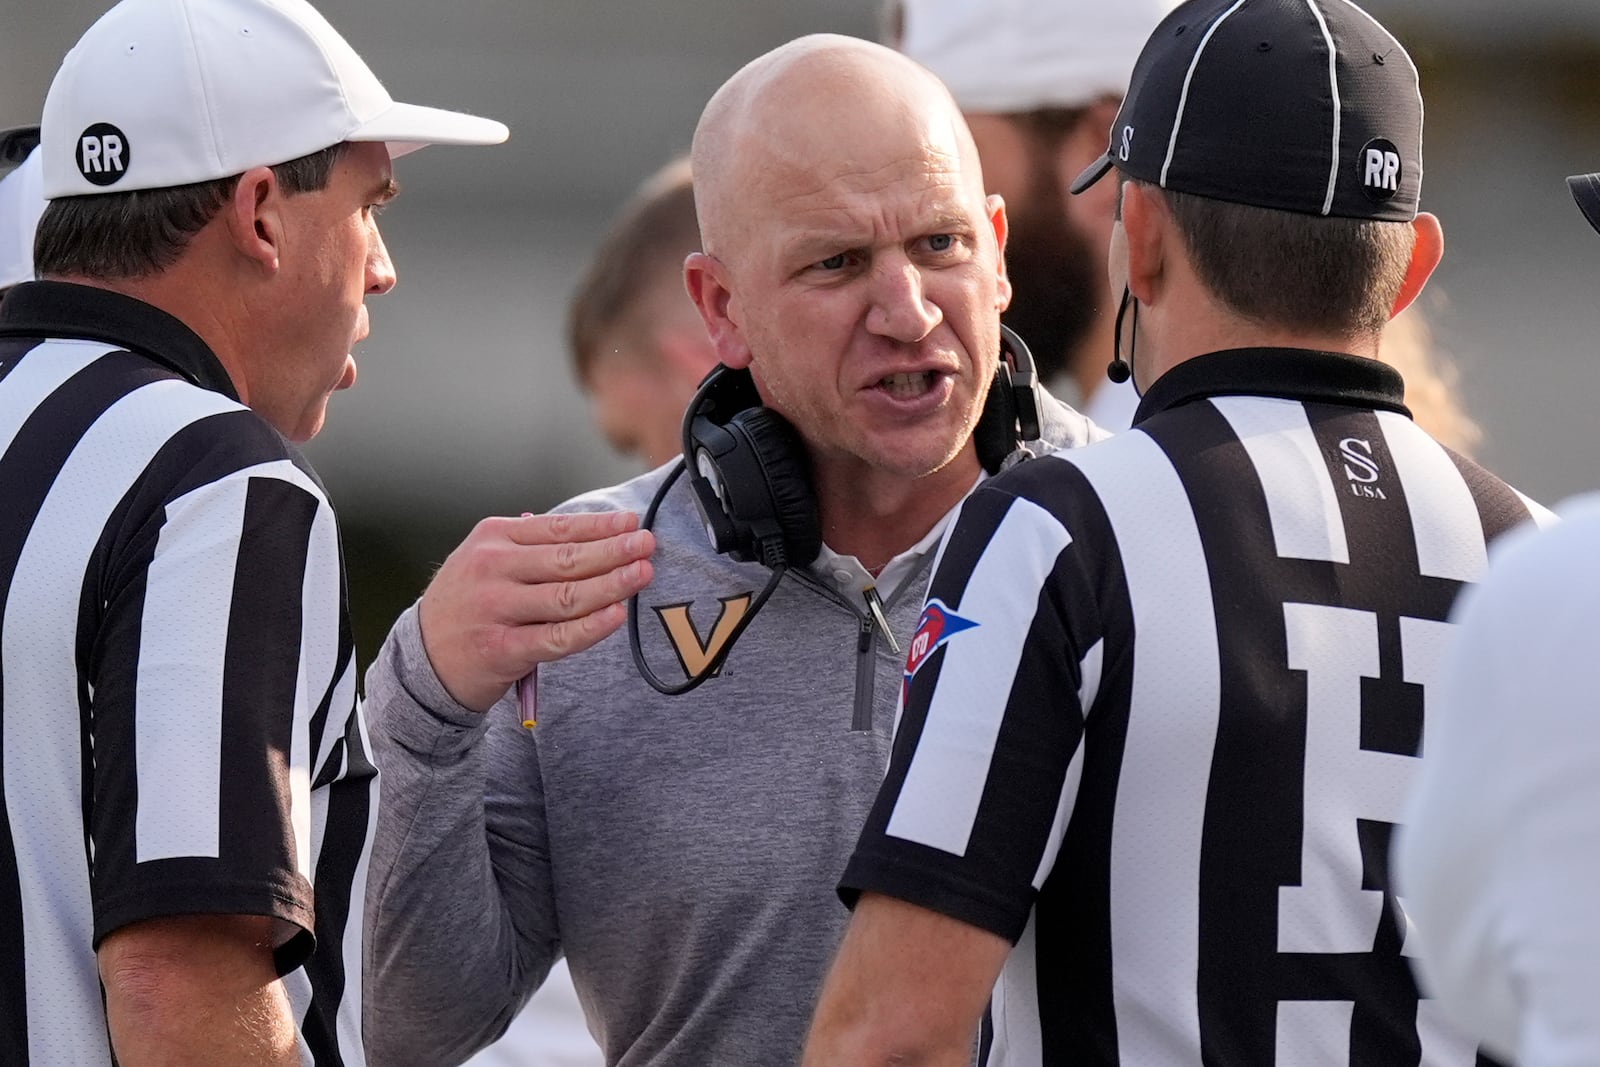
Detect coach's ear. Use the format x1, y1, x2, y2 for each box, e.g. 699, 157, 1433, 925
1391, 212, 1443, 319
684, 251, 752, 370
986, 193, 1013, 314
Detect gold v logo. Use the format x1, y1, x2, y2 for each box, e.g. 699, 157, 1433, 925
653, 594, 755, 679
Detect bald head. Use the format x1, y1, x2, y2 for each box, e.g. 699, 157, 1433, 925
692, 34, 984, 260
680, 34, 1014, 498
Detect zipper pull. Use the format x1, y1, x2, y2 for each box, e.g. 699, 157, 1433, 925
862, 585, 900, 655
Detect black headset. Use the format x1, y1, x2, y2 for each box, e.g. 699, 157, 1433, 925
680, 323, 1042, 570
0, 125, 40, 166
629, 324, 1042, 695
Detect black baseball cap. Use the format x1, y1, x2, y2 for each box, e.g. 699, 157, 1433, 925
1071, 0, 1423, 222
0, 126, 41, 168
1568, 173, 1600, 237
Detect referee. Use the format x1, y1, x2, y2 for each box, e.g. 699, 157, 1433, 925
0, 0, 505, 1062
805, 1, 1550, 1064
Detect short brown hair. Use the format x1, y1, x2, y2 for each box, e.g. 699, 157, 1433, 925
35, 143, 348, 280
1136, 179, 1415, 337
567, 156, 700, 387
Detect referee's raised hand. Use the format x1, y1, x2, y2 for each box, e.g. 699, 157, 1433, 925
418, 510, 656, 711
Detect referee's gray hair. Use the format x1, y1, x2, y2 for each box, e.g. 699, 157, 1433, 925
1134, 178, 1415, 338
34, 143, 349, 281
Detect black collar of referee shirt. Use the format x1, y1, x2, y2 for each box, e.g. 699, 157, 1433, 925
1132, 347, 1410, 428
0, 280, 240, 402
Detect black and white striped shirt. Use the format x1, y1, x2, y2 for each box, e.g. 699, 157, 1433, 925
842, 349, 1546, 1067
0, 281, 375, 1066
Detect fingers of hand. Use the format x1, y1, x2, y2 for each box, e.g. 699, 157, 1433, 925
505, 509, 640, 548
418, 513, 654, 696
505, 556, 654, 625
498, 550, 653, 664
505, 529, 655, 586
515, 602, 632, 664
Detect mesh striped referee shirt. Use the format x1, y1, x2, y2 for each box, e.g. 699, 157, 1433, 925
0, 281, 376, 1065
842, 348, 1550, 1067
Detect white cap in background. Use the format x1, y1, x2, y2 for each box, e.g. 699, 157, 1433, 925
0, 150, 45, 291
898, 0, 1181, 113
42, 0, 509, 199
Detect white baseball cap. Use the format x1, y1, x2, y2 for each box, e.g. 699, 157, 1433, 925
898, 0, 1182, 113
41, 0, 509, 199
0, 149, 46, 290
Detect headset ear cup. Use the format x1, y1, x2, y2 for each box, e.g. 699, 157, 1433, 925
973, 363, 1019, 475
726, 406, 822, 567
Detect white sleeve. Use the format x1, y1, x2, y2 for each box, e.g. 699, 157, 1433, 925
1397, 496, 1600, 1067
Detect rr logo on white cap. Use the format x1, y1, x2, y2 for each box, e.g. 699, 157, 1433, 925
76, 123, 131, 187
1359, 138, 1401, 203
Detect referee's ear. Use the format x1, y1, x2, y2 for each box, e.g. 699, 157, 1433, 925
224, 165, 284, 276
1118, 179, 1167, 308
1390, 212, 1443, 320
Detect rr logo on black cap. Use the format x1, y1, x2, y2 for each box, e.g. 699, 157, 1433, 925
1359, 138, 1401, 202
77, 123, 130, 187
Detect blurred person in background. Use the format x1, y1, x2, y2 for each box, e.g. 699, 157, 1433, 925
0, 125, 43, 300
1394, 170, 1600, 1067
887, 0, 1174, 427
888, 0, 1482, 451
806, 0, 1545, 1062
1381, 308, 1481, 455
0, 0, 643, 1063
568, 156, 719, 469
361, 33, 1103, 1067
